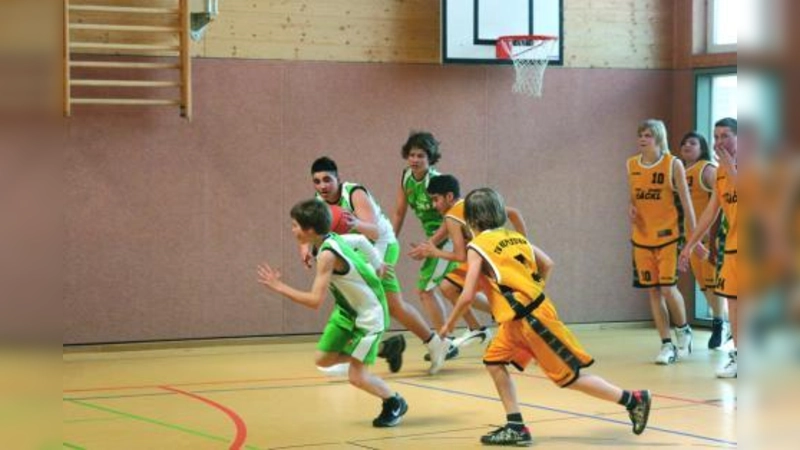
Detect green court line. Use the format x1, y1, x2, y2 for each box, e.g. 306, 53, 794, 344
66, 399, 260, 450
63, 442, 86, 450
64, 416, 125, 424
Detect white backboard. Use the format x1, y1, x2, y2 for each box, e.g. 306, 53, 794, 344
442, 0, 563, 64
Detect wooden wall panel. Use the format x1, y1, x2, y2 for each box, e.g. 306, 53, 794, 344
201, 0, 439, 63
563, 0, 674, 68
189, 0, 675, 68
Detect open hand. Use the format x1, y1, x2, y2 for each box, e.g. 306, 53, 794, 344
693, 243, 710, 259
378, 263, 395, 280
342, 211, 358, 232
257, 263, 283, 290
628, 205, 639, 224
677, 247, 692, 272
408, 241, 435, 260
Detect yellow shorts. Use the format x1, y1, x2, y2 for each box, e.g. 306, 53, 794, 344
443, 262, 468, 289
690, 251, 717, 291
442, 262, 494, 294
632, 242, 679, 288
714, 251, 737, 300
483, 298, 594, 387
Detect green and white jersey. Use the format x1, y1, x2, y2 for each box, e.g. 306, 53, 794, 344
401, 167, 443, 237
316, 181, 397, 255
317, 233, 389, 333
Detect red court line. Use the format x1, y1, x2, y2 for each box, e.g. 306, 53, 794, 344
652, 392, 727, 407
63, 374, 329, 393
159, 385, 248, 450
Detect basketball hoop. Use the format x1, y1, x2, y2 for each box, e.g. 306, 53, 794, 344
496, 35, 558, 98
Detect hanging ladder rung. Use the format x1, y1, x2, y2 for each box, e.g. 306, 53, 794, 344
68, 5, 179, 14
70, 79, 182, 88
69, 24, 181, 33
71, 98, 182, 106
70, 42, 181, 52
69, 61, 182, 70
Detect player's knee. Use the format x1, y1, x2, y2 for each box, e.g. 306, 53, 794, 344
348, 369, 367, 388
660, 285, 678, 297
314, 353, 338, 367
484, 363, 504, 376
439, 280, 459, 302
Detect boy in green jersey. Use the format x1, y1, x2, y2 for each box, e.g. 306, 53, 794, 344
392, 133, 458, 346
258, 199, 417, 427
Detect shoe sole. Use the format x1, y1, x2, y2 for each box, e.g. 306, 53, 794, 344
453, 333, 488, 349
716, 372, 737, 379
480, 438, 533, 446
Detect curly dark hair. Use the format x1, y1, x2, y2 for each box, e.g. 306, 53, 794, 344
402, 131, 441, 165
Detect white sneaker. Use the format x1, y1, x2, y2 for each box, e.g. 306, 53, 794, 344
674, 326, 693, 357
317, 363, 350, 378
654, 343, 677, 365
426, 334, 450, 375
716, 350, 737, 378
451, 327, 492, 349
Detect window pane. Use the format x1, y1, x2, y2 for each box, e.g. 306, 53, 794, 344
713, 0, 738, 46
712, 74, 738, 123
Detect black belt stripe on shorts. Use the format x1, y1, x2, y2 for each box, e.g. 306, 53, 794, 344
499, 286, 582, 376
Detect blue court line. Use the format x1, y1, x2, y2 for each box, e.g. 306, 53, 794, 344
394, 380, 737, 447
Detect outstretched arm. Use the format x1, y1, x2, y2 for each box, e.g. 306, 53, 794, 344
505, 206, 528, 237
673, 158, 697, 235
440, 249, 483, 337
532, 245, 554, 285
392, 182, 408, 236
257, 251, 335, 309
341, 234, 383, 271
409, 217, 465, 262
679, 195, 721, 271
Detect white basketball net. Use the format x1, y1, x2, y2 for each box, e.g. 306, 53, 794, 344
505, 38, 558, 97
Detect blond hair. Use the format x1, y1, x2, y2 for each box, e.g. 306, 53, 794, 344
465, 188, 507, 232
637, 119, 669, 154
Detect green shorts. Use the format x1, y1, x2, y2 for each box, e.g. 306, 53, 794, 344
380, 241, 402, 294
317, 308, 383, 365
417, 240, 458, 292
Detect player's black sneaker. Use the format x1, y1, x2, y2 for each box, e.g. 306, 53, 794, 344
372, 394, 408, 427
708, 318, 724, 349
378, 334, 406, 373
480, 424, 533, 446
627, 390, 652, 435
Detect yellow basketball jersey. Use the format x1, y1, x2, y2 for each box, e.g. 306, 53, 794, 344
685, 160, 715, 218
627, 152, 683, 248
444, 199, 474, 241
468, 228, 545, 323
716, 165, 738, 252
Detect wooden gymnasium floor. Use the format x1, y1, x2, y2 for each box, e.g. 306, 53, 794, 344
63, 325, 736, 449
